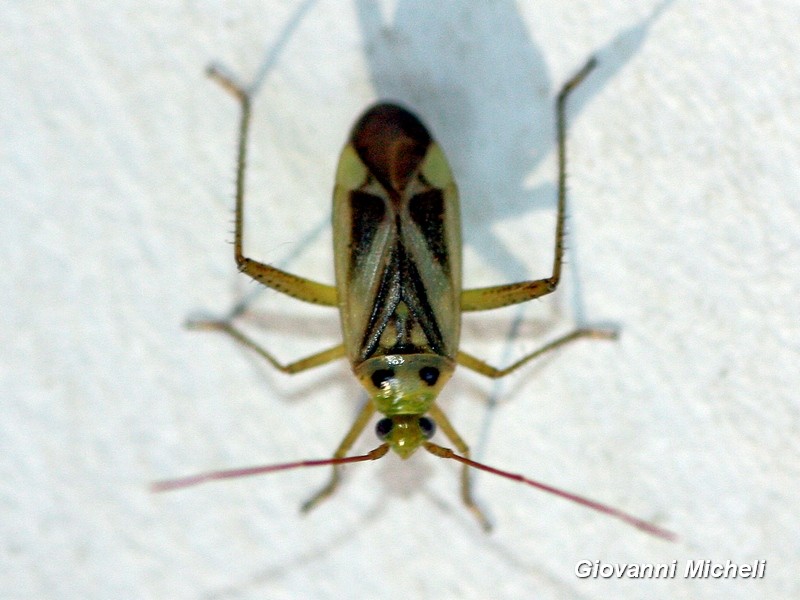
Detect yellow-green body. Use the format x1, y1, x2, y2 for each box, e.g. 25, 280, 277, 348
183, 60, 620, 531
332, 104, 460, 431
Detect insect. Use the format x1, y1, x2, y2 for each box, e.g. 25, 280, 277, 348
154, 57, 675, 540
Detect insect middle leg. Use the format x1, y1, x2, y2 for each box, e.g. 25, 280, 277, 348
208, 65, 338, 307
427, 404, 492, 531
457, 327, 616, 379
460, 57, 597, 312
187, 318, 345, 374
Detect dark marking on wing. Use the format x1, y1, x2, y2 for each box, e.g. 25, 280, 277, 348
396, 239, 445, 355
360, 244, 402, 360
351, 103, 431, 195
349, 190, 386, 273
408, 189, 449, 276
358, 223, 446, 361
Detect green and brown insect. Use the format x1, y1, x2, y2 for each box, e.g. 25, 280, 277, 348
154, 57, 674, 540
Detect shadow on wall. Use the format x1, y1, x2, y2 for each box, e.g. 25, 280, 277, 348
217, 0, 673, 324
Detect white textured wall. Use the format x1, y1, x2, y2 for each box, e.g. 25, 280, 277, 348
4, 1, 798, 598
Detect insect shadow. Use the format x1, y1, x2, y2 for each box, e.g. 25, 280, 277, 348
211, 0, 673, 343
356, 0, 673, 292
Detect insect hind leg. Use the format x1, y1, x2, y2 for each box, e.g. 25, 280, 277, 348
461, 57, 597, 312
207, 64, 338, 307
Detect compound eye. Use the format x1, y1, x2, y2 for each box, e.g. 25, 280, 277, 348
418, 366, 439, 386
418, 416, 436, 439
371, 369, 395, 389
375, 418, 393, 440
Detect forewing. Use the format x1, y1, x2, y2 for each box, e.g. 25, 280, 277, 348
333, 105, 462, 364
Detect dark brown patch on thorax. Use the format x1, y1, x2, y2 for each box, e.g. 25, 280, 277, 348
351, 103, 431, 194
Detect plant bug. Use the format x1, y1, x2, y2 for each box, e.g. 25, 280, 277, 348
154, 57, 675, 541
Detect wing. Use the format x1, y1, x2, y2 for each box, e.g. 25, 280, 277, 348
332, 103, 462, 365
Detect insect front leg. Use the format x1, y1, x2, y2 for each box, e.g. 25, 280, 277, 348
461, 57, 597, 312
301, 401, 376, 513
457, 327, 616, 379
427, 405, 492, 531
208, 65, 338, 307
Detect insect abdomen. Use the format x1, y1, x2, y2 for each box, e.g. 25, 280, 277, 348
333, 103, 463, 366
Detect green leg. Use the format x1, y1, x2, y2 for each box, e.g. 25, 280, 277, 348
428, 405, 492, 531
208, 65, 338, 307
187, 318, 345, 374
461, 57, 597, 312
457, 327, 616, 379
300, 401, 376, 512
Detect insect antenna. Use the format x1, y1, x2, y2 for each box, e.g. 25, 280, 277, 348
151, 444, 389, 492
423, 442, 676, 541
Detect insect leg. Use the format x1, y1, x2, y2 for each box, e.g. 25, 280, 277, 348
301, 401, 376, 512
427, 404, 492, 531
208, 65, 338, 307
457, 327, 616, 379
461, 57, 597, 312
187, 319, 345, 374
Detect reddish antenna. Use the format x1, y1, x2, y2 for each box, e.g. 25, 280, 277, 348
151, 444, 389, 492
423, 442, 676, 541
152, 442, 675, 541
